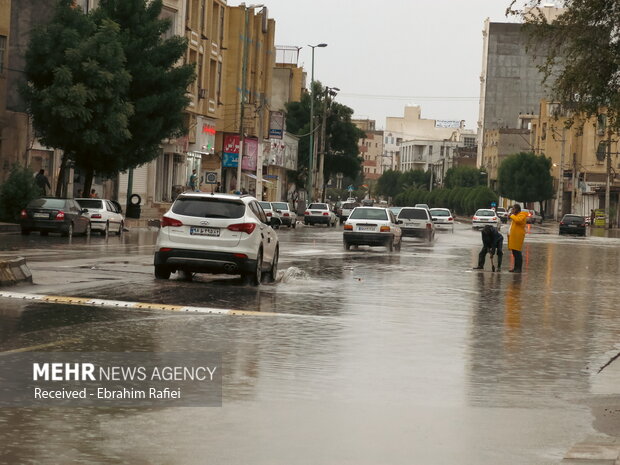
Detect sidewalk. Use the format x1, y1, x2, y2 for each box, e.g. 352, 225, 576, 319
0, 222, 19, 234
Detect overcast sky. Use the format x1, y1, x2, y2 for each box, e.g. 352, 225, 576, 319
254, 0, 517, 131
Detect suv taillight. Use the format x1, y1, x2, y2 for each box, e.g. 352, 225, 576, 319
323, 212, 329, 216
161, 216, 183, 227
227, 223, 256, 234
304, 211, 310, 215
426, 223, 432, 229
266, 212, 272, 217
55, 211, 65, 220
90, 213, 102, 219
20, 209, 27, 219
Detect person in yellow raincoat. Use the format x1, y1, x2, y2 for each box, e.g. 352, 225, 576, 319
507, 204, 529, 273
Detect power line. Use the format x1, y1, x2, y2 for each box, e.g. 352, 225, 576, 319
339, 93, 479, 102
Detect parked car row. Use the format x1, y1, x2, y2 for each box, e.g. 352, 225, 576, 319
20, 197, 125, 237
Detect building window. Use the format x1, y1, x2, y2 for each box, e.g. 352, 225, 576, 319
208, 59, 217, 99
0, 36, 5, 73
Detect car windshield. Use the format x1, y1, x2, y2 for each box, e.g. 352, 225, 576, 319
430, 209, 450, 217
476, 210, 495, 217
172, 197, 245, 218
259, 202, 272, 210
271, 202, 288, 210
415, 204, 429, 209
308, 203, 328, 210
76, 199, 104, 209
563, 215, 584, 222
496, 207, 506, 213
342, 203, 356, 209
399, 208, 428, 220
349, 208, 388, 221
27, 198, 66, 209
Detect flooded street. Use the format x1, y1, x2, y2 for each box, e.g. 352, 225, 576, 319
1, 222, 620, 464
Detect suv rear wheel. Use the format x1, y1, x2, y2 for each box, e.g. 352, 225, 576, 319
267, 248, 278, 283
154, 265, 171, 280
247, 250, 262, 286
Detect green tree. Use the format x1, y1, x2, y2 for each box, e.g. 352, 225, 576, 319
509, 1, 620, 130
498, 152, 554, 205
0, 165, 42, 222
23, 0, 133, 195
398, 169, 430, 191
376, 169, 401, 198
444, 166, 485, 189
95, 0, 195, 192
285, 81, 364, 189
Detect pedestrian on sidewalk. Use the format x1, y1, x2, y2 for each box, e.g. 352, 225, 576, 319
188, 169, 198, 192
34, 169, 51, 196
89, 189, 98, 198
590, 209, 595, 226
507, 203, 529, 273
473, 224, 503, 272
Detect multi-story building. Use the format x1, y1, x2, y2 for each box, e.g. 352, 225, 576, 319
477, 6, 564, 168
387, 105, 476, 186
482, 128, 532, 190
530, 100, 620, 222
264, 46, 303, 202
353, 119, 384, 182
218, 5, 275, 199
1, 0, 62, 189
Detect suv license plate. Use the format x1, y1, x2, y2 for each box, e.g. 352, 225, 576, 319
190, 227, 220, 237
33, 213, 49, 218
358, 226, 375, 231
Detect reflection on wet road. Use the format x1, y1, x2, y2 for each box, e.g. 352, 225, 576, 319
1, 222, 619, 464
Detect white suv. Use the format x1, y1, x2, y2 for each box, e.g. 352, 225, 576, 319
397, 207, 435, 242
154, 193, 279, 285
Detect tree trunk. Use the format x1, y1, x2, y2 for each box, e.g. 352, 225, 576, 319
82, 168, 95, 198
55, 153, 69, 198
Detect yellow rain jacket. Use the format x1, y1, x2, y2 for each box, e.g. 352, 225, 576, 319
508, 211, 529, 251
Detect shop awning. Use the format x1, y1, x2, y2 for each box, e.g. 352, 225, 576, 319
242, 173, 274, 185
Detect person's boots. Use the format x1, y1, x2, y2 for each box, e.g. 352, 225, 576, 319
472, 266, 484, 270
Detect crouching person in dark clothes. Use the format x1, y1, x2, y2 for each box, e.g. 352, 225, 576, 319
473, 224, 503, 272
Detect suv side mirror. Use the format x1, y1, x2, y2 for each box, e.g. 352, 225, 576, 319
397, 220, 403, 224
81, 208, 88, 214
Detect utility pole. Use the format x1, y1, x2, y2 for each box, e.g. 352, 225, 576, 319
555, 126, 566, 221
606, 129, 612, 229
307, 43, 327, 203
236, 7, 251, 193
256, 97, 264, 200
318, 91, 328, 202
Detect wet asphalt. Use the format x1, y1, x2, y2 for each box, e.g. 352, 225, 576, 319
1, 221, 620, 464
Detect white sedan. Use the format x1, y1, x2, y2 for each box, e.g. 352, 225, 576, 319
472, 208, 501, 230
304, 202, 337, 226
429, 208, 455, 231
343, 207, 402, 251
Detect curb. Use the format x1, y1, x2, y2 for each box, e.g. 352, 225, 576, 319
0, 222, 20, 234
0, 257, 33, 287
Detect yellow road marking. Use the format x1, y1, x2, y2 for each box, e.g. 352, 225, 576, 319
0, 339, 81, 355
0, 291, 311, 318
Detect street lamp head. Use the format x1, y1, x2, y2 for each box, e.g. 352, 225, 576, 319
309, 43, 328, 48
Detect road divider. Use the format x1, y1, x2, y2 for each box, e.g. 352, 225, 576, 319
0, 291, 308, 317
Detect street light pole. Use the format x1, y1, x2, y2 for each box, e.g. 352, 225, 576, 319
318, 86, 339, 202
307, 43, 327, 203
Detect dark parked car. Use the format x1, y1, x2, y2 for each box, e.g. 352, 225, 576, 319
559, 214, 586, 236
20, 198, 91, 237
